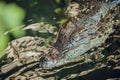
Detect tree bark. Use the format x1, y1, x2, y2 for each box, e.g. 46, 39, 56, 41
0, 0, 120, 80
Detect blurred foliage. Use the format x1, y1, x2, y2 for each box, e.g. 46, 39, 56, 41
3, 0, 69, 25
57, 18, 68, 26
0, 0, 70, 58
0, 2, 25, 58
54, 8, 62, 14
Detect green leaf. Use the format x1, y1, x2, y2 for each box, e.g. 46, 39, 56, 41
3, 3, 25, 29
0, 33, 9, 58
0, 2, 5, 18
54, 8, 62, 14
13, 29, 25, 38
55, 0, 61, 4
57, 18, 68, 26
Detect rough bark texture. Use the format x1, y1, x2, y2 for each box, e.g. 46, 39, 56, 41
0, 0, 120, 80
